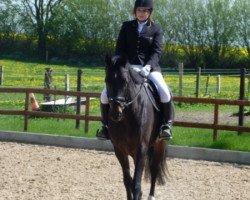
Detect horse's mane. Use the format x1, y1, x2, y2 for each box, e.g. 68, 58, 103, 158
128, 66, 145, 85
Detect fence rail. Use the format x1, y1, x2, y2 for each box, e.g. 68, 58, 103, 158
0, 87, 250, 141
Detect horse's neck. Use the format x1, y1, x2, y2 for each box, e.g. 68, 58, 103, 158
127, 81, 141, 99
127, 81, 149, 113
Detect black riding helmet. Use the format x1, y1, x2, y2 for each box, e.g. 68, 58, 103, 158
134, 0, 153, 10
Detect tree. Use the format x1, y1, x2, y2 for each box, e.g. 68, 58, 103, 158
48, 0, 134, 59
173, 0, 206, 68
234, 0, 250, 61
0, 0, 20, 54
10, 0, 64, 57
202, 0, 237, 68
156, 0, 206, 68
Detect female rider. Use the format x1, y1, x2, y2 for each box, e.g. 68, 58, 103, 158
96, 0, 174, 140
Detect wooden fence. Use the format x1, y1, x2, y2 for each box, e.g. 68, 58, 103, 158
1, 66, 249, 99
0, 87, 250, 141
174, 97, 250, 140
0, 88, 100, 133
173, 66, 250, 98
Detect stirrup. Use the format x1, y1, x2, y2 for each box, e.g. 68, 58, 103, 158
159, 124, 172, 140
96, 125, 109, 140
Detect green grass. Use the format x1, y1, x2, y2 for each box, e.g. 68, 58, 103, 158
0, 115, 99, 138
0, 58, 105, 92
1, 114, 249, 152
169, 127, 250, 152
0, 59, 250, 152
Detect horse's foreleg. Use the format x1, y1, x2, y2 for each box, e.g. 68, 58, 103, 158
114, 147, 133, 200
132, 145, 147, 200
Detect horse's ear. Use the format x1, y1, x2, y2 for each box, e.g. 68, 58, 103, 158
105, 54, 112, 67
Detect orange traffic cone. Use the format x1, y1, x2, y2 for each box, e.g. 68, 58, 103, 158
29, 93, 40, 111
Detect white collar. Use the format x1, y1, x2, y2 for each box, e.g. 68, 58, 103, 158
137, 20, 148, 33
137, 20, 148, 26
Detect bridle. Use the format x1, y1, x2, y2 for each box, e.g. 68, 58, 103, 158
108, 82, 145, 108
108, 65, 146, 109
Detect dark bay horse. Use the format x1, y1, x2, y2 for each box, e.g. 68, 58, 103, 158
105, 55, 168, 200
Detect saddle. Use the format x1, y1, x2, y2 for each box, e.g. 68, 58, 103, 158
128, 66, 160, 112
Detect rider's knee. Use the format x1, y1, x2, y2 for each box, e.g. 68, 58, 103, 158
159, 87, 171, 103
101, 87, 109, 104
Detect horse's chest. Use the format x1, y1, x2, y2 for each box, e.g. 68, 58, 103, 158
109, 123, 140, 142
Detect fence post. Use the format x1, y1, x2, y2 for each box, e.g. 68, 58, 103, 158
85, 96, 90, 133
65, 74, 70, 91
63, 74, 70, 113
196, 67, 201, 98
238, 68, 246, 135
205, 74, 210, 96
24, 91, 29, 131
213, 104, 219, 141
178, 63, 183, 97
0, 65, 3, 85
44, 68, 53, 101
216, 75, 221, 94
75, 69, 82, 129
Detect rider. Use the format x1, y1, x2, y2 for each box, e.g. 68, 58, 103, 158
96, 0, 174, 140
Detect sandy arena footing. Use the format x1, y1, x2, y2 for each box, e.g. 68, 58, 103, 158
0, 142, 249, 200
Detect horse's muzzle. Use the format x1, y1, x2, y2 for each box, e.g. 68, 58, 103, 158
110, 109, 123, 122
109, 97, 126, 122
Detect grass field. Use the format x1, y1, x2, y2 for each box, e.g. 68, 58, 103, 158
0, 59, 250, 152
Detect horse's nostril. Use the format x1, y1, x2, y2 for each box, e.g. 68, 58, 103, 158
110, 109, 123, 122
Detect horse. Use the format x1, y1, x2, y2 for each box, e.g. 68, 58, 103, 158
104, 55, 169, 200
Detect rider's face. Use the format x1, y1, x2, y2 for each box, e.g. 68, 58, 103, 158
135, 7, 151, 22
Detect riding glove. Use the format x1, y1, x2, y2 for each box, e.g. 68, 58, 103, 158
139, 65, 151, 77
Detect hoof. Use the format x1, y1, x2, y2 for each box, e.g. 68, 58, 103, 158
148, 195, 155, 200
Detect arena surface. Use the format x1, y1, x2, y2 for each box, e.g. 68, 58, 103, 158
0, 142, 249, 200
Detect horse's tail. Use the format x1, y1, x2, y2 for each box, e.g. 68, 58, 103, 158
145, 140, 168, 185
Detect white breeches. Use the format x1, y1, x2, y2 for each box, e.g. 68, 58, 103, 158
100, 65, 171, 104
148, 71, 171, 103
101, 87, 109, 104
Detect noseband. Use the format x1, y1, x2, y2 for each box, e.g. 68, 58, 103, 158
108, 80, 145, 108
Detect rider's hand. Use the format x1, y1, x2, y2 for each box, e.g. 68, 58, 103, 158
139, 65, 151, 77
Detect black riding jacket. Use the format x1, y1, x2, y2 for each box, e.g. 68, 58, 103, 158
115, 19, 163, 72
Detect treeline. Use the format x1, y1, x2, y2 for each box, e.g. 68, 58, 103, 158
0, 0, 249, 68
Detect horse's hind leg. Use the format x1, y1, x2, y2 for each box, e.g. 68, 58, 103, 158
114, 147, 133, 200
148, 140, 167, 198
147, 146, 157, 197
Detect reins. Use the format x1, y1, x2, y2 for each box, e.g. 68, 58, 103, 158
124, 81, 145, 107
126, 68, 160, 111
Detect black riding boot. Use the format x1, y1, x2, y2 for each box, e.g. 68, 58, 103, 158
96, 104, 110, 140
159, 101, 174, 140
